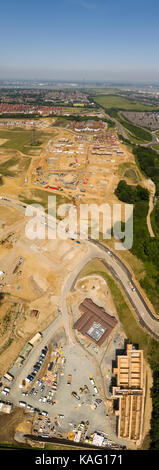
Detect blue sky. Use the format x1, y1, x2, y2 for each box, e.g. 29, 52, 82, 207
0, 0, 159, 81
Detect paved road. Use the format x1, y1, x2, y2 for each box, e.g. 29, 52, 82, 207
90, 240, 159, 338
1, 196, 159, 340
145, 129, 159, 150
1, 196, 159, 448
61, 238, 159, 340
104, 110, 159, 153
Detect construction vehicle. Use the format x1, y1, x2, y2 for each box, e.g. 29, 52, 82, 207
67, 374, 72, 385
71, 391, 80, 400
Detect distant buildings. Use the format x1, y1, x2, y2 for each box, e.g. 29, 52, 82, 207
0, 90, 91, 115
0, 103, 62, 115
70, 120, 105, 133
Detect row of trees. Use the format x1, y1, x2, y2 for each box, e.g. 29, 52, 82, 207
118, 115, 152, 141
133, 146, 159, 194
115, 179, 149, 204
115, 179, 159, 448
133, 145, 159, 236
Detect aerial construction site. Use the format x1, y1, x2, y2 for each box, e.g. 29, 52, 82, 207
0, 111, 153, 451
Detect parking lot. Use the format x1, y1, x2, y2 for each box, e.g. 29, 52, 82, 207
47, 342, 108, 435
0, 337, 117, 439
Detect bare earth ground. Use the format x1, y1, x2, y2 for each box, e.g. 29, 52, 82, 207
0, 120, 153, 447
0, 202, 88, 374
0, 139, 8, 146
0, 407, 25, 444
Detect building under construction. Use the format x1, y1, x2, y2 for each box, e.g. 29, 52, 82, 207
112, 344, 145, 445
74, 298, 118, 346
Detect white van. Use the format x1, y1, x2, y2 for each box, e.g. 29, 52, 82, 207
19, 401, 26, 407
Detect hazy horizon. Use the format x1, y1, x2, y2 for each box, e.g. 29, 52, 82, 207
1, 77, 159, 86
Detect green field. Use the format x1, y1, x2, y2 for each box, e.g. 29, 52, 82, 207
118, 162, 140, 182
88, 88, 123, 95
19, 187, 70, 212
124, 133, 149, 144
0, 128, 50, 155
123, 168, 139, 183
0, 156, 31, 177
52, 117, 70, 127
93, 94, 159, 111
152, 144, 159, 150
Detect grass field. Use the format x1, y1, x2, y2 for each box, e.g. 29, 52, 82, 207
118, 162, 140, 182
125, 133, 149, 144
123, 168, 139, 183
92, 94, 159, 111
88, 88, 121, 95
52, 117, 70, 127
0, 128, 51, 155
152, 144, 159, 150
0, 155, 31, 177
19, 187, 70, 212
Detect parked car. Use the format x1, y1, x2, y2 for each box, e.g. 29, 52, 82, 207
42, 411, 48, 416
27, 375, 34, 382
19, 401, 26, 407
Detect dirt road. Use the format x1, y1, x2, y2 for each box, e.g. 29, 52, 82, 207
143, 179, 156, 237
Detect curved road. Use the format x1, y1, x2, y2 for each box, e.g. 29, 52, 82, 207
104, 110, 159, 152
61, 238, 159, 341
1, 197, 159, 340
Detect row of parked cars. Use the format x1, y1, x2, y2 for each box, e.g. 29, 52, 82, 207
19, 400, 48, 416
19, 345, 50, 416
30, 379, 56, 406
26, 346, 48, 383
